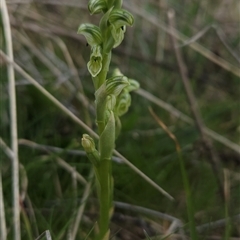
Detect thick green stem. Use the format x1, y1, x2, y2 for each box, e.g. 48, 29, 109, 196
95, 50, 113, 240
97, 159, 112, 240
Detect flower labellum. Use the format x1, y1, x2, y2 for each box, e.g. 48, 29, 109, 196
108, 9, 134, 47
87, 45, 103, 77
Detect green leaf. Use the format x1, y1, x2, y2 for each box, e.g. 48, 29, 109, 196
99, 111, 115, 160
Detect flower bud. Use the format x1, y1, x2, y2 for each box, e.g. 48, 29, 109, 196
106, 75, 129, 97
77, 23, 103, 46
88, 0, 108, 15
81, 134, 96, 153
126, 79, 140, 92
112, 68, 123, 77
115, 91, 131, 116
82, 134, 100, 166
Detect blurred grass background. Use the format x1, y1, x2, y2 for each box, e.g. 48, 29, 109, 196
0, 0, 240, 239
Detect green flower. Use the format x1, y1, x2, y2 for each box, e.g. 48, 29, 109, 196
88, 0, 108, 15
87, 45, 103, 77
77, 23, 103, 46
108, 9, 134, 47
110, 25, 126, 48
111, 69, 139, 116
108, 9, 134, 29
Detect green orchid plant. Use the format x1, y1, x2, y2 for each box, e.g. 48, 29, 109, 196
78, 0, 139, 239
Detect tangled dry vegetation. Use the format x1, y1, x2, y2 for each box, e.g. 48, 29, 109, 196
0, 0, 240, 239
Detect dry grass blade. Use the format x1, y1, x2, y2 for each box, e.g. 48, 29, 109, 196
148, 107, 198, 239
196, 214, 240, 233
1, 50, 97, 138
17, 139, 87, 185
113, 150, 174, 201
168, 9, 224, 200
114, 201, 180, 222
0, 137, 14, 159
55, 157, 87, 185
35, 230, 52, 240
1, 1, 20, 239
70, 168, 94, 240
0, 170, 7, 240
123, 2, 240, 78
0, 50, 174, 200
149, 107, 180, 152
136, 88, 240, 155
179, 25, 240, 63
7, 0, 87, 8
18, 138, 123, 163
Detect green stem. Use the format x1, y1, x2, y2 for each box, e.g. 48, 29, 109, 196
95, 50, 113, 240
95, 52, 112, 135
96, 52, 112, 89
97, 159, 112, 240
